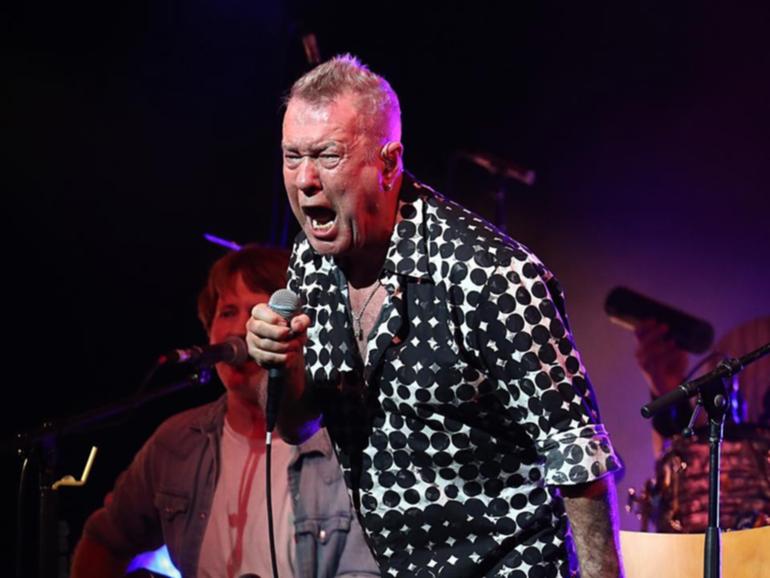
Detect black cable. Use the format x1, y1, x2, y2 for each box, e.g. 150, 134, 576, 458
265, 433, 279, 578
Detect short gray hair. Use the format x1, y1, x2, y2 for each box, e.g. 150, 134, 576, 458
287, 54, 401, 142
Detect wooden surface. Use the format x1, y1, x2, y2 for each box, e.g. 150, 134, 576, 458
620, 526, 770, 578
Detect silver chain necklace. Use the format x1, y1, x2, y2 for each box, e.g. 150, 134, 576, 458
350, 280, 382, 340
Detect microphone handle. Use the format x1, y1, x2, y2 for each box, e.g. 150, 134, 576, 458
641, 384, 691, 419
266, 367, 284, 433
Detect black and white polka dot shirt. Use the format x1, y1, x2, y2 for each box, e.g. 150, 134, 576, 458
288, 176, 622, 578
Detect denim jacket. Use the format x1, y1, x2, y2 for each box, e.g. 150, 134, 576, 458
83, 395, 379, 577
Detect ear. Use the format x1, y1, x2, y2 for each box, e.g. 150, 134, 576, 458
380, 141, 404, 177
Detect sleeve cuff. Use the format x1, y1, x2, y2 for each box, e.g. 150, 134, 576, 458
537, 424, 624, 485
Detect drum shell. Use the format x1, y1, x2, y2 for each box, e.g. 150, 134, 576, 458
651, 425, 770, 533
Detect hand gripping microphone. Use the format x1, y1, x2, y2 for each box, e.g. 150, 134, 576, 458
266, 289, 301, 434
264, 289, 301, 578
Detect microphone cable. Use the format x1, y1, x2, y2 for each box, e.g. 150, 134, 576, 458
264, 288, 300, 578
265, 428, 280, 578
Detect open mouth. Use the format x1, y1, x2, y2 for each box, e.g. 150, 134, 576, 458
304, 206, 337, 233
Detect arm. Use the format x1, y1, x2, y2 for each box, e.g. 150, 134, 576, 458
560, 476, 625, 578
456, 247, 622, 573
634, 320, 692, 437
470, 258, 623, 574
70, 535, 131, 578
634, 320, 688, 397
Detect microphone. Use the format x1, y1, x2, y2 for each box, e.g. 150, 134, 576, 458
456, 149, 536, 186
158, 336, 249, 367
604, 286, 715, 354
266, 289, 301, 433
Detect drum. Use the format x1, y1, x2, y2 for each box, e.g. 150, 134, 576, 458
649, 424, 770, 533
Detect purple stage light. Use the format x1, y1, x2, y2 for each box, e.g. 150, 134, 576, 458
204, 233, 242, 251
126, 545, 181, 578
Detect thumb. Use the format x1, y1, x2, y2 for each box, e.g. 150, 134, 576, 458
290, 313, 312, 334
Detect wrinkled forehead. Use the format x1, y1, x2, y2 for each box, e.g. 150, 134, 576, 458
283, 94, 372, 144
285, 97, 335, 123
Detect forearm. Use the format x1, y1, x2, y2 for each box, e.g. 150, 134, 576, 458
247, 305, 319, 443
560, 476, 625, 578
70, 535, 131, 578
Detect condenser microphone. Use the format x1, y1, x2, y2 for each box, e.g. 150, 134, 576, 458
158, 335, 249, 366
266, 289, 301, 433
604, 286, 714, 354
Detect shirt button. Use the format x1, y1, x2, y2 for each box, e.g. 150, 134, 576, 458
200, 512, 207, 519
318, 529, 326, 541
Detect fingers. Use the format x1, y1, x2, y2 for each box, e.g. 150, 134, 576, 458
249, 302, 289, 326
246, 304, 310, 367
290, 313, 312, 334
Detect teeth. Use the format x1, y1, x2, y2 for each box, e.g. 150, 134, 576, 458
311, 217, 335, 232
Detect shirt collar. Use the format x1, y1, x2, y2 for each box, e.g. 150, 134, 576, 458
190, 394, 228, 434
381, 173, 433, 282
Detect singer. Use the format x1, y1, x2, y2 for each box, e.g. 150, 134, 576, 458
248, 55, 625, 577
70, 245, 378, 578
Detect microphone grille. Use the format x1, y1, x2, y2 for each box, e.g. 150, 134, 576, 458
269, 289, 300, 320
224, 335, 249, 366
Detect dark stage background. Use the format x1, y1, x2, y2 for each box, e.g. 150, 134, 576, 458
6, 0, 770, 571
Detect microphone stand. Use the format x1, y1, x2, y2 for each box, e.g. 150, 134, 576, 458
640, 341, 770, 578
493, 176, 510, 235
7, 367, 213, 578
450, 150, 536, 235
